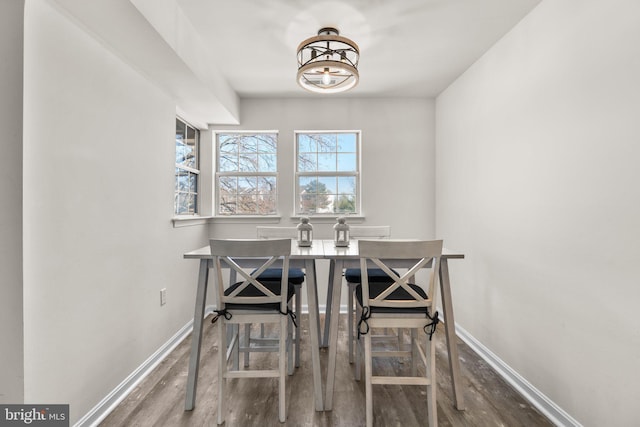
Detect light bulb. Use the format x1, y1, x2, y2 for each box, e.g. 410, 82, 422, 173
322, 68, 331, 85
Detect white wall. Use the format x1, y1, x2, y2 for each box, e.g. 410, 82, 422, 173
210, 97, 436, 238
209, 98, 436, 304
0, 0, 25, 404
435, 0, 640, 425
22, 1, 207, 422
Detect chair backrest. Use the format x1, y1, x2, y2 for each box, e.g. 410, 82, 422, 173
256, 226, 298, 239
358, 239, 442, 310
350, 225, 391, 239
210, 239, 291, 311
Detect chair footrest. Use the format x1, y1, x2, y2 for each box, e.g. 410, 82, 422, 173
225, 370, 280, 379
371, 350, 412, 358
371, 376, 431, 386
239, 346, 280, 353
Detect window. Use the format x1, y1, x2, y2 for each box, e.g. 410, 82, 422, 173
175, 118, 199, 215
216, 132, 278, 215
295, 131, 360, 215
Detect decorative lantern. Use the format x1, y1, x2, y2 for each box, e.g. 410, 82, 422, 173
333, 216, 350, 247
297, 217, 313, 247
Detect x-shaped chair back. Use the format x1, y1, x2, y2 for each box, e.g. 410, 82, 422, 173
211, 238, 291, 313
358, 239, 443, 312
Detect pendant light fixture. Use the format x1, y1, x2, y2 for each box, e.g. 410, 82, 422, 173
296, 27, 360, 94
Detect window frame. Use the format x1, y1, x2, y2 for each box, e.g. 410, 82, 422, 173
214, 131, 279, 216
174, 117, 200, 216
294, 130, 362, 217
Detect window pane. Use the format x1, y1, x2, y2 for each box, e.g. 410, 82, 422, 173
257, 134, 277, 153
318, 176, 337, 193
237, 194, 257, 214
187, 194, 197, 214
258, 176, 276, 193
335, 194, 356, 213
257, 195, 276, 215
238, 176, 258, 195
337, 153, 356, 171
238, 153, 258, 172
337, 133, 356, 152
316, 134, 336, 152
258, 153, 277, 172
298, 177, 332, 213
299, 176, 315, 190
186, 126, 198, 168
298, 134, 317, 152
219, 176, 237, 193
298, 153, 317, 172
318, 153, 336, 171
175, 140, 186, 165
176, 119, 186, 140
174, 193, 183, 214
219, 153, 238, 172
176, 133, 195, 168
188, 172, 198, 193
219, 135, 238, 154
337, 176, 356, 194
219, 194, 236, 214
176, 168, 186, 191
299, 193, 317, 214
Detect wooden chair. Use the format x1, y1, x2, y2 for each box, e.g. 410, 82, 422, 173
255, 227, 304, 368
345, 226, 393, 365
210, 238, 294, 424
355, 239, 443, 427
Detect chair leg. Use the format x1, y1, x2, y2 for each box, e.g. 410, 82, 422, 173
217, 320, 227, 425
354, 303, 362, 381
347, 282, 355, 364
411, 328, 418, 377
426, 332, 437, 427
231, 324, 240, 371
243, 324, 250, 367
364, 332, 373, 427
279, 315, 287, 422
295, 284, 302, 368
287, 313, 294, 376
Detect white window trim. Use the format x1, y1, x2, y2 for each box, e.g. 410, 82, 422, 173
294, 130, 362, 217
213, 130, 280, 217
174, 116, 200, 216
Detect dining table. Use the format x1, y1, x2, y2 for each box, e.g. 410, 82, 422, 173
183, 239, 465, 412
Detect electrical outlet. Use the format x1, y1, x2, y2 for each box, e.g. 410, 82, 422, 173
160, 288, 167, 306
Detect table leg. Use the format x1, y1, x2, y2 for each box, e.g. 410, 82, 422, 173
305, 259, 324, 411
324, 259, 344, 411
312, 261, 322, 348
439, 257, 466, 410
185, 259, 210, 410
322, 259, 336, 348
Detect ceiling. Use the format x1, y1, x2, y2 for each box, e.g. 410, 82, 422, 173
51, 0, 541, 124
176, 0, 541, 98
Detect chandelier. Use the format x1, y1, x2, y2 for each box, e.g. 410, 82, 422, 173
296, 27, 360, 94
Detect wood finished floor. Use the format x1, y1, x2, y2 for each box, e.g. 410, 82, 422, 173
99, 314, 554, 427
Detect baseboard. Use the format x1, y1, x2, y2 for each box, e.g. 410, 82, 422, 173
453, 323, 582, 427
74, 306, 215, 427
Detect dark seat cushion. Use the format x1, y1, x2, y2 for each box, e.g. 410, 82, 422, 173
345, 268, 399, 284
224, 280, 294, 311
254, 268, 305, 285
355, 282, 429, 314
